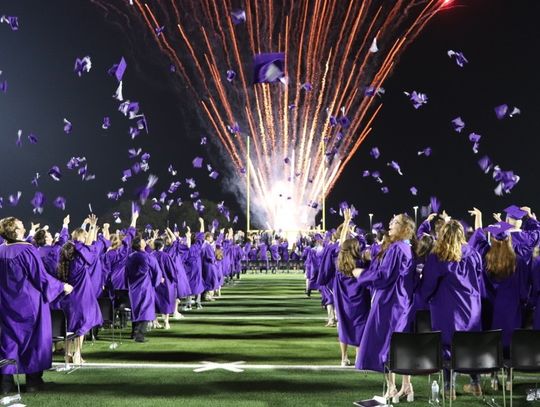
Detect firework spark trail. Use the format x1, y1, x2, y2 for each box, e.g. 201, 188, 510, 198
91, 0, 449, 230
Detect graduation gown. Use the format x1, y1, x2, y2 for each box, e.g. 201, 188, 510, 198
165, 240, 192, 298
420, 244, 483, 359
0, 242, 64, 374
356, 241, 414, 372
126, 251, 162, 322
184, 240, 205, 296
102, 227, 135, 292
61, 239, 106, 336
152, 251, 177, 314
201, 241, 220, 291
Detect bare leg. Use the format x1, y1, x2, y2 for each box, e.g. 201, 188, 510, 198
163, 314, 171, 330
384, 373, 397, 398
340, 342, 350, 365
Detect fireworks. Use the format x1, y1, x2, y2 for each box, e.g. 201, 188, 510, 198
91, 0, 449, 230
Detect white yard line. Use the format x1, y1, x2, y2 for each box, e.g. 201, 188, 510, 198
181, 315, 326, 320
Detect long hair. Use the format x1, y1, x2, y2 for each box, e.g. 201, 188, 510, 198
34, 229, 48, 247
0, 217, 19, 241
215, 247, 224, 260
377, 214, 416, 259
58, 241, 76, 282
432, 220, 464, 262
486, 236, 516, 279
416, 234, 435, 261
109, 233, 123, 250
337, 238, 360, 277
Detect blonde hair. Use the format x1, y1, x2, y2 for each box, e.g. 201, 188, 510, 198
486, 236, 516, 279
337, 238, 360, 277
378, 214, 416, 259
432, 220, 464, 262
0, 217, 19, 241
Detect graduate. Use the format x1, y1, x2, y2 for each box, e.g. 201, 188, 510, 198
34, 215, 70, 278
200, 218, 220, 301
317, 228, 341, 328
0, 217, 73, 394
355, 214, 416, 403
334, 209, 371, 366
184, 228, 205, 310
163, 226, 191, 317
58, 214, 108, 364
152, 238, 177, 330
421, 219, 483, 400
469, 206, 539, 391
125, 235, 163, 342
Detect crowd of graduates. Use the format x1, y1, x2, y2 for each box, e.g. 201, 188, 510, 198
2, 204, 540, 402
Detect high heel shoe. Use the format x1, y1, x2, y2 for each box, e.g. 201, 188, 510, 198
393, 384, 414, 403
383, 385, 398, 402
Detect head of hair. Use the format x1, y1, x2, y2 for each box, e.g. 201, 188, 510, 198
34, 229, 48, 247
0, 217, 20, 241
332, 224, 344, 241
416, 234, 435, 260
486, 236, 516, 279
71, 228, 86, 242
364, 232, 376, 246
58, 241, 76, 282
215, 246, 224, 260
132, 235, 144, 251
337, 238, 361, 277
109, 233, 122, 250
432, 220, 465, 262
204, 231, 213, 241
378, 214, 416, 259
154, 238, 165, 251
431, 215, 446, 238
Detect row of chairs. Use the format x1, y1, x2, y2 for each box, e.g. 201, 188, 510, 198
241, 260, 304, 272
387, 327, 540, 406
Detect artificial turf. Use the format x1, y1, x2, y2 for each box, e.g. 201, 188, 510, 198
10, 272, 535, 406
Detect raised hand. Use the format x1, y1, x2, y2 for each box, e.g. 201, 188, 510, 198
63, 215, 70, 226
493, 212, 502, 222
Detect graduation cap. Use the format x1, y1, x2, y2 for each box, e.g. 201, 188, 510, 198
484, 221, 514, 240
253, 53, 285, 84
504, 205, 527, 220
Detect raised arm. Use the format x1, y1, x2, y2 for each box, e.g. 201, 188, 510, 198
199, 217, 205, 233
468, 207, 483, 230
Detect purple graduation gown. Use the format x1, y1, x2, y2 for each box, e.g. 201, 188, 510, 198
356, 240, 414, 372
165, 240, 191, 298
420, 244, 483, 359
61, 240, 106, 336
37, 226, 69, 278
201, 241, 220, 291
0, 242, 65, 374
152, 251, 177, 314
469, 229, 532, 348
184, 241, 205, 296
126, 251, 162, 322
102, 227, 135, 292
532, 257, 540, 329
88, 236, 111, 298
317, 242, 339, 307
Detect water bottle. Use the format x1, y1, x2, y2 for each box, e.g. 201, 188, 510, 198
431, 380, 440, 405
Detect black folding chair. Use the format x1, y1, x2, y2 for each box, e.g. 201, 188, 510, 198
506, 329, 540, 407
450, 330, 505, 407
384, 331, 445, 405
114, 290, 132, 343
0, 359, 21, 403
51, 309, 78, 372
98, 297, 119, 349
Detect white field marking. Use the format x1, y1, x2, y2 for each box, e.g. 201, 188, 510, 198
215, 295, 317, 299
179, 316, 327, 320
51, 362, 354, 371
193, 361, 246, 373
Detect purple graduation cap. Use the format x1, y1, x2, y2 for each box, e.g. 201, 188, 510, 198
478, 155, 492, 174
364, 85, 385, 97
301, 82, 313, 91
168, 164, 178, 176
503, 205, 527, 220
451, 116, 465, 133
141, 152, 150, 162
370, 147, 380, 159
231, 9, 246, 25
128, 148, 142, 158
232, 215, 238, 224
186, 178, 196, 189
227, 122, 240, 134
16, 129, 22, 147
381, 186, 389, 194
54, 196, 66, 211
27, 133, 38, 144
31, 192, 45, 214
493, 167, 520, 196
388, 161, 403, 175
209, 171, 219, 179
31, 173, 40, 187
404, 91, 428, 109
253, 52, 286, 84
113, 211, 121, 224
190, 191, 200, 199
151, 199, 162, 212
0, 80, 7, 93
484, 221, 514, 240
509, 107, 521, 117
8, 191, 21, 206
102, 117, 111, 130
48, 166, 62, 181
418, 147, 432, 157
0, 197, 4, 209
1, 15, 19, 31
193, 199, 205, 213
447, 50, 468, 68
339, 107, 351, 128
200, 136, 207, 145
494, 104, 508, 120
155, 25, 165, 36
66, 156, 86, 170
362, 170, 370, 177
118, 100, 140, 118
138, 174, 158, 203
192, 157, 203, 168
176, 197, 183, 207
329, 207, 337, 215
108, 57, 127, 82
122, 169, 132, 182
226, 70, 236, 82
63, 118, 72, 134
74, 56, 92, 77
107, 188, 124, 201
410, 186, 418, 196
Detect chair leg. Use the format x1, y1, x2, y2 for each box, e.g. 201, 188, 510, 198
441, 370, 446, 407
449, 369, 453, 407
501, 368, 506, 407
509, 368, 513, 407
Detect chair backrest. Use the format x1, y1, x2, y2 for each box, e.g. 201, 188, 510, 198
51, 309, 66, 339
510, 329, 540, 372
388, 331, 442, 375
414, 310, 432, 333
451, 330, 503, 372
98, 297, 114, 322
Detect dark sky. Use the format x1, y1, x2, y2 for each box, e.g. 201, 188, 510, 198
1, 0, 539, 231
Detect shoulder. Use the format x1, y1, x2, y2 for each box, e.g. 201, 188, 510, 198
461, 244, 481, 261
390, 240, 413, 257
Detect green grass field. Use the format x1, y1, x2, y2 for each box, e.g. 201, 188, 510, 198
11, 272, 535, 406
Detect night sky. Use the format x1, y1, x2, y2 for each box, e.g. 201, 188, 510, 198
1, 0, 539, 231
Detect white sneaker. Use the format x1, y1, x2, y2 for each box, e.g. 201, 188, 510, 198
164, 322, 171, 330
173, 311, 183, 320
341, 358, 351, 367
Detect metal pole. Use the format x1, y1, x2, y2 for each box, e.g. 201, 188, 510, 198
413, 206, 418, 225
246, 136, 251, 234
321, 138, 326, 231
369, 213, 373, 231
